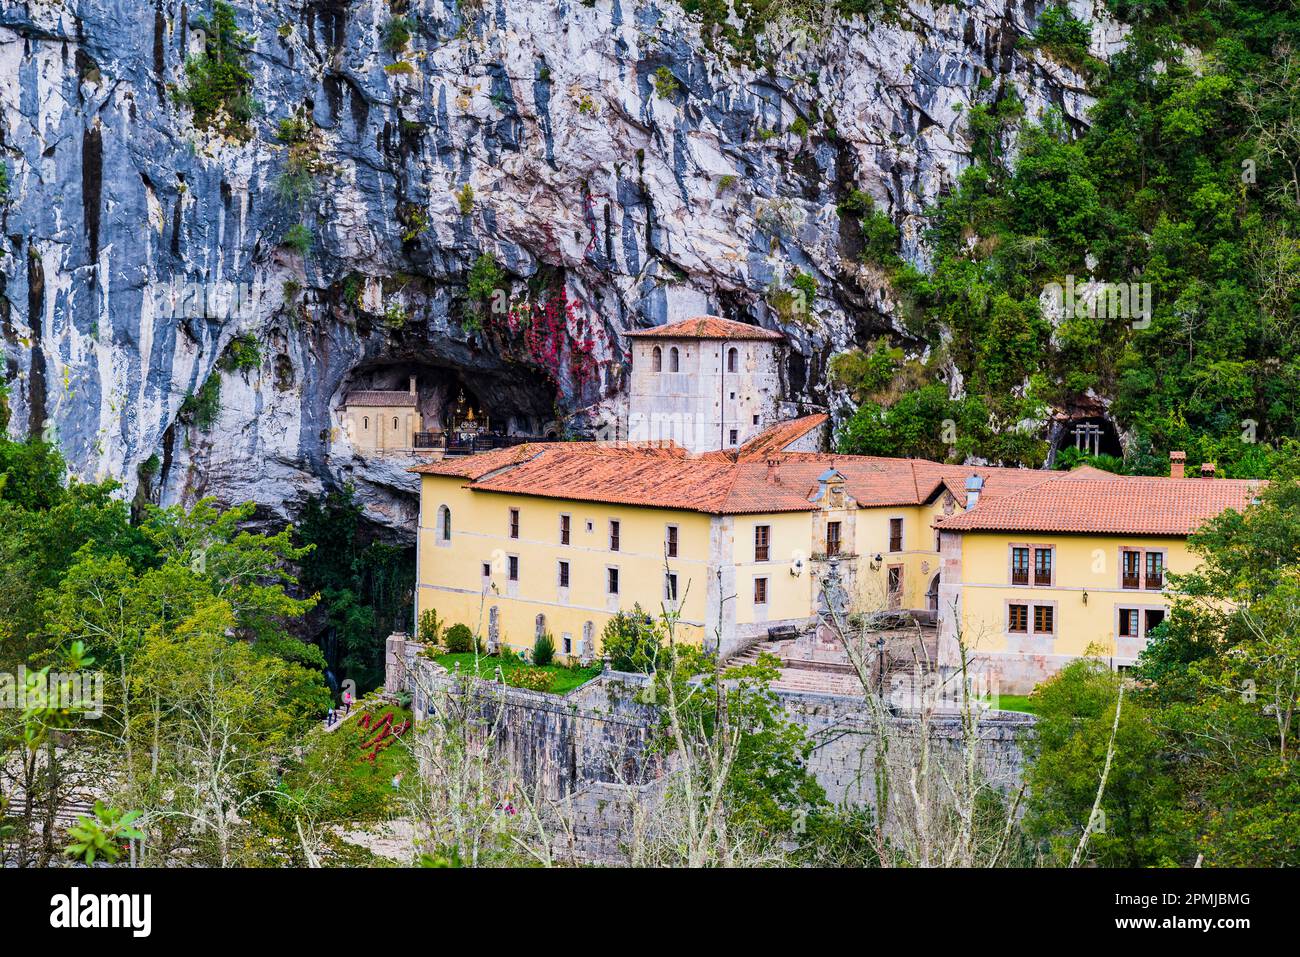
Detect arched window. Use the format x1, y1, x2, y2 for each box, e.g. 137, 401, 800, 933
363, 416, 369, 430
393, 416, 399, 431
652, 346, 662, 372
438, 505, 451, 541
669, 346, 680, 372
727, 347, 738, 373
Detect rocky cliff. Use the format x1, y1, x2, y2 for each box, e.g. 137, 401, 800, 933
0, 0, 1116, 536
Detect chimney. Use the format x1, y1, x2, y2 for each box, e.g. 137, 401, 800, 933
1200, 461, 1216, 480
408, 375, 417, 396
964, 474, 984, 511
766, 457, 781, 484
1169, 450, 1186, 479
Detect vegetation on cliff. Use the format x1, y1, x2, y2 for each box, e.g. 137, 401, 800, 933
836, 1, 1300, 478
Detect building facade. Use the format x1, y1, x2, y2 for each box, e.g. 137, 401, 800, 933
624, 316, 786, 453
342, 376, 424, 451
411, 421, 1052, 661
410, 314, 1262, 690
935, 471, 1260, 692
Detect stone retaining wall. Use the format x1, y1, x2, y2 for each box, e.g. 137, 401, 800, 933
384, 635, 1034, 860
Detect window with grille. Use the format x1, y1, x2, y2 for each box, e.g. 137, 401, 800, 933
1145, 551, 1164, 589
1034, 605, 1055, 634
607, 567, 619, 594
754, 577, 768, 604
1122, 549, 1141, 589
508, 556, 519, 581
1011, 547, 1030, 585
1033, 547, 1053, 585
1008, 604, 1029, 633
558, 561, 570, 588
1119, 607, 1139, 638
754, 525, 770, 562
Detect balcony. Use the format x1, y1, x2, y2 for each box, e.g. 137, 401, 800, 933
413, 432, 558, 455
1145, 571, 1164, 590
1121, 573, 1140, 590
1011, 569, 1029, 586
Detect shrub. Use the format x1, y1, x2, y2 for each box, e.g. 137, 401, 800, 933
532, 632, 555, 667
653, 66, 679, 99
455, 183, 474, 215
790, 268, 818, 302
790, 116, 809, 138
219, 334, 261, 372
179, 377, 222, 431
283, 223, 313, 256
381, 16, 415, 54
444, 623, 477, 654
600, 605, 665, 673
384, 61, 415, 76
275, 115, 311, 144
418, 608, 444, 646
177, 1, 256, 140
383, 301, 409, 330
466, 252, 504, 303
506, 667, 554, 693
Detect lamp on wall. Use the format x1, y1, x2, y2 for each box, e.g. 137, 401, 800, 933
870, 553, 883, 570
1082, 590, 1089, 606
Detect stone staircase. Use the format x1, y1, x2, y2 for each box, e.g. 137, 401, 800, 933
728, 639, 868, 696
726, 621, 941, 698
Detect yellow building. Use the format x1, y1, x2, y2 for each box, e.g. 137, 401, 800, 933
410, 412, 1056, 661
934, 469, 1261, 692
342, 376, 424, 451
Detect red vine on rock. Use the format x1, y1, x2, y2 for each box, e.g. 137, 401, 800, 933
487, 283, 607, 395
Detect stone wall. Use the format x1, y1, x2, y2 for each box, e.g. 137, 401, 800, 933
389, 635, 661, 799
385, 635, 1034, 860
776, 689, 1032, 806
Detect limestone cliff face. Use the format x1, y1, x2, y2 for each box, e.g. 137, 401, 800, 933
0, 0, 1114, 535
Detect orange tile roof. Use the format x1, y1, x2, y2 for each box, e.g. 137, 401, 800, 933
623, 315, 784, 341
411, 437, 1259, 532
935, 475, 1262, 536
734, 414, 829, 460
343, 390, 418, 408
413, 442, 1062, 515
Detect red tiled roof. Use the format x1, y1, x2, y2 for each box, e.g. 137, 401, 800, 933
413, 442, 1058, 515
734, 414, 829, 460
409, 442, 687, 482
343, 390, 417, 408
624, 315, 784, 341
935, 475, 1262, 536
410, 436, 1259, 531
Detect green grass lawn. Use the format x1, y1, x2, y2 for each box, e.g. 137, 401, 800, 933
989, 694, 1041, 715
434, 652, 602, 695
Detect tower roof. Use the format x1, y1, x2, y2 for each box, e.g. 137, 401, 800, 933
624, 315, 784, 342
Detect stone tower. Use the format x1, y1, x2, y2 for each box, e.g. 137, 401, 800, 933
624, 316, 785, 453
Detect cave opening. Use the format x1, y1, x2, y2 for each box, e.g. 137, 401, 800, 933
337, 359, 560, 454
1052, 415, 1124, 462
